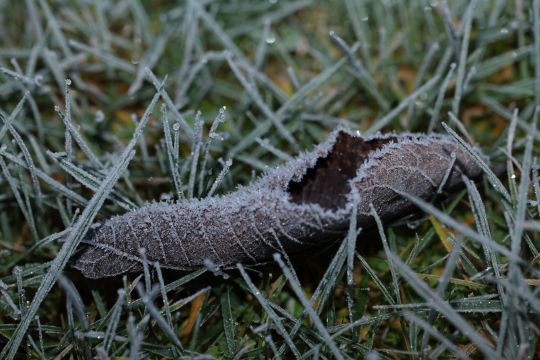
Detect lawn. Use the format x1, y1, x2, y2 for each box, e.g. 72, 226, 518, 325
0, 0, 539, 358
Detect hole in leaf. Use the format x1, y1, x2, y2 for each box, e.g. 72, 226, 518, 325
288, 132, 395, 210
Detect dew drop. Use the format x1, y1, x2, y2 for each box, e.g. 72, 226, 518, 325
34, 74, 43, 86
95, 110, 105, 123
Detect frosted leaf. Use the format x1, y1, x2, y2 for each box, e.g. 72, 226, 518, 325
71, 128, 482, 278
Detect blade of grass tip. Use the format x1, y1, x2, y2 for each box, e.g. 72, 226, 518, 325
226, 54, 297, 147
346, 195, 359, 326
405, 312, 469, 360
0, 280, 20, 316
356, 252, 395, 305
452, 0, 476, 116
64, 297, 82, 358
20, 184, 39, 242
329, 31, 388, 110
176, 51, 228, 106
174, 1, 197, 94
221, 285, 237, 357
442, 121, 511, 203
255, 18, 271, 70
0, 91, 27, 141
188, 111, 203, 199
46, 151, 136, 210
63, 80, 74, 214
265, 335, 280, 360
191, 0, 245, 62
273, 254, 345, 360
58, 275, 92, 359
255, 138, 293, 161
448, 111, 476, 145
463, 177, 493, 257
406, 41, 440, 124
428, 63, 456, 133
269, 229, 300, 284
387, 251, 500, 359
405, 234, 422, 266
128, 29, 171, 95
135, 284, 183, 354
0, 148, 88, 207
54, 101, 103, 170
0, 89, 161, 360
102, 289, 126, 353
508, 125, 535, 346
0, 67, 36, 86
127, 0, 152, 44
168, 286, 210, 314
275, 56, 346, 120
145, 68, 193, 140
34, 316, 45, 358
206, 159, 232, 197
420, 241, 462, 356
286, 66, 300, 90
131, 114, 150, 171
37, 0, 72, 56
68, 39, 135, 73
13, 267, 26, 315
437, 152, 457, 194
0, 156, 39, 242
95, 0, 112, 53
0, 94, 43, 212
236, 263, 301, 358
138, 248, 152, 295
198, 106, 227, 196
462, 176, 505, 301
25, 0, 44, 42
370, 204, 400, 303
439, 0, 459, 57
5, 119, 43, 211
366, 74, 440, 134
343, 0, 372, 65
154, 262, 172, 326
507, 109, 519, 203
57, 275, 88, 332
160, 104, 183, 199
